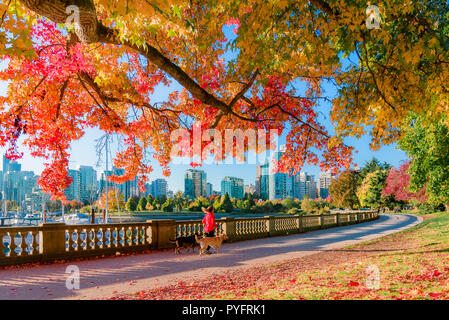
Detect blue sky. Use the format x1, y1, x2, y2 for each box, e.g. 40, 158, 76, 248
0, 26, 409, 193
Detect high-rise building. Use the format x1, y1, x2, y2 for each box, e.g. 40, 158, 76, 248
150, 179, 168, 198
2, 156, 21, 172
206, 182, 213, 197
244, 184, 255, 195
66, 169, 81, 201
299, 172, 317, 199
66, 166, 98, 203
184, 169, 207, 199
256, 147, 319, 201
256, 162, 270, 200
268, 147, 298, 200
221, 176, 244, 199
77, 165, 97, 203
319, 171, 335, 199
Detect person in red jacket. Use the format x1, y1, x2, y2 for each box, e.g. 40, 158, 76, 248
201, 206, 218, 254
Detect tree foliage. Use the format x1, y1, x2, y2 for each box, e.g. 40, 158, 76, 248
356, 170, 388, 209
382, 161, 427, 204
161, 198, 174, 212
125, 197, 138, 212
357, 158, 391, 185
329, 170, 359, 209
398, 114, 449, 206
4, 0, 447, 199
218, 192, 234, 213
137, 196, 147, 211
96, 188, 125, 211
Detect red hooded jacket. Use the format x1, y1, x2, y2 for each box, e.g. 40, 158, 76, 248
202, 211, 218, 233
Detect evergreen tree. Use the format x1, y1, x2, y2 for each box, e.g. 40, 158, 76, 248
161, 198, 174, 212
125, 197, 138, 212
146, 194, 154, 206
221, 192, 234, 213
137, 197, 147, 211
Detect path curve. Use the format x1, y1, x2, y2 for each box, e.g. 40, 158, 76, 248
0, 213, 422, 300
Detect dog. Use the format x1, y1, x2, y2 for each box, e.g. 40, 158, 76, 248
195, 234, 228, 255
169, 233, 199, 254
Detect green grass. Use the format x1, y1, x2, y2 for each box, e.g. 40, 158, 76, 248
204, 212, 449, 300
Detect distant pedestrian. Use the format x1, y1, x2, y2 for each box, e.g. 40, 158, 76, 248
201, 206, 218, 254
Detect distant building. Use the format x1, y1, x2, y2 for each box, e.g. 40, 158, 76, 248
256, 162, 270, 200
268, 147, 297, 200
99, 167, 139, 201
244, 184, 255, 195
77, 165, 97, 203
184, 169, 207, 199
206, 182, 213, 197
66, 169, 81, 201
221, 176, 244, 199
298, 172, 317, 199
1, 155, 38, 204
319, 171, 335, 199
255, 147, 320, 201
150, 179, 168, 198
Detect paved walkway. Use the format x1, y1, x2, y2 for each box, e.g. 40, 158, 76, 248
0, 213, 422, 300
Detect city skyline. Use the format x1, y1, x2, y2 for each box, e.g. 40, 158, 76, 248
0, 142, 409, 198
0, 60, 410, 194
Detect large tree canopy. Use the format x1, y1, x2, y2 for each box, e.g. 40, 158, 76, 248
399, 113, 449, 206
0, 0, 448, 199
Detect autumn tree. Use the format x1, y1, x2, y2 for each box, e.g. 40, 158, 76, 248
96, 188, 125, 212
398, 114, 449, 209
301, 196, 318, 214
161, 198, 174, 212
329, 170, 359, 209
382, 162, 427, 205
356, 170, 389, 209
1, 1, 448, 200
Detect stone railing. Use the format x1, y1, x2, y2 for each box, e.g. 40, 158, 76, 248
0, 211, 378, 266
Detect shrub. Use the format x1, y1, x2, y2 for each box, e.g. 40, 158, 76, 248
137, 197, 147, 211
301, 197, 318, 214
287, 208, 303, 215
161, 199, 174, 212
418, 203, 437, 215
125, 197, 137, 212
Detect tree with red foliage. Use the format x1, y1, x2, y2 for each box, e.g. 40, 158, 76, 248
382, 162, 427, 204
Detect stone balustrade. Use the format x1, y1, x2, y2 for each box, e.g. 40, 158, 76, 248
0, 211, 379, 266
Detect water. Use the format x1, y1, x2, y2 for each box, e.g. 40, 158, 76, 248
110, 211, 294, 223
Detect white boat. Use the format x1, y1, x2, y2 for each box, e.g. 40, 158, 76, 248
64, 213, 90, 225
95, 216, 113, 224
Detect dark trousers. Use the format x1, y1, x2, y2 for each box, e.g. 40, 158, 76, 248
205, 230, 215, 251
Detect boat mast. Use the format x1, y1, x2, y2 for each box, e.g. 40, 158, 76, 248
105, 134, 109, 224
61, 201, 65, 223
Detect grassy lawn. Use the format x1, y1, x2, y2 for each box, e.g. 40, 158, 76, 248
111, 212, 449, 300
206, 212, 449, 300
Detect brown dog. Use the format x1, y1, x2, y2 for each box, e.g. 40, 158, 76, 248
195, 234, 228, 255
169, 233, 199, 254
